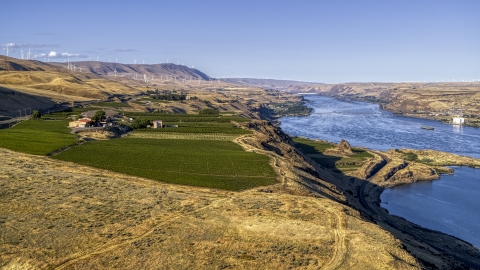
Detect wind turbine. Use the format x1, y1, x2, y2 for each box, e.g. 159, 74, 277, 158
21, 49, 24, 59
6, 44, 9, 57
114, 68, 117, 76
144, 74, 147, 83
97, 57, 99, 61
134, 59, 137, 64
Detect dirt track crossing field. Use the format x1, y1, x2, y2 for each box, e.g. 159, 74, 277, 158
0, 146, 420, 269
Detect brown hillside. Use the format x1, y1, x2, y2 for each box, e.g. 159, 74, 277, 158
51, 61, 211, 81
0, 56, 72, 73
0, 71, 138, 100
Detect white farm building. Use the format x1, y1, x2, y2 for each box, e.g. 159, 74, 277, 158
453, 117, 465, 125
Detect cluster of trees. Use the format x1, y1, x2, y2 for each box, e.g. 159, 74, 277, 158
32, 110, 41, 119
198, 108, 219, 115
147, 90, 187, 101
151, 93, 187, 101
130, 118, 151, 129
395, 149, 419, 161
265, 102, 312, 116
91, 111, 105, 122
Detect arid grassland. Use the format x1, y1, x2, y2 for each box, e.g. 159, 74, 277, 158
0, 147, 418, 270
2, 57, 479, 269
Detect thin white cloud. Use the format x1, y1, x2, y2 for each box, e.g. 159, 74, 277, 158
115, 48, 138, 52
1, 43, 60, 49
33, 53, 47, 58
33, 51, 88, 59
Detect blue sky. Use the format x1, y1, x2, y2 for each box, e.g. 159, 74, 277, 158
1, 0, 479, 83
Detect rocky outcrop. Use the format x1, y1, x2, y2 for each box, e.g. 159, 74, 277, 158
387, 148, 480, 167
237, 120, 346, 202
324, 139, 354, 156
370, 158, 439, 187
354, 152, 387, 179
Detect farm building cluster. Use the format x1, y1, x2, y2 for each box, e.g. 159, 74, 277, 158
68, 109, 166, 130
68, 110, 119, 128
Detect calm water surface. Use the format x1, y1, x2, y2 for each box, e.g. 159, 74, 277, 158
279, 95, 480, 248
381, 167, 480, 248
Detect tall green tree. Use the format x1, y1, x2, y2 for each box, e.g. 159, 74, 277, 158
198, 108, 219, 115
130, 118, 151, 129
32, 110, 41, 119
92, 110, 105, 122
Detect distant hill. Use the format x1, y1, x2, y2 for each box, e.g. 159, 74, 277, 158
51, 61, 211, 81
224, 78, 318, 90
0, 57, 74, 73
0, 57, 141, 117
0, 57, 219, 118
0, 86, 58, 119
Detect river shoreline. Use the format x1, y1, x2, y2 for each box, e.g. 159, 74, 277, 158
320, 93, 480, 128
276, 94, 480, 267
380, 166, 480, 249
284, 127, 480, 250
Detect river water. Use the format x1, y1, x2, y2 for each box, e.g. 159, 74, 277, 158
279, 95, 480, 248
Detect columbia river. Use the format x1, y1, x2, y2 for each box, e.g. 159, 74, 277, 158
279, 95, 480, 248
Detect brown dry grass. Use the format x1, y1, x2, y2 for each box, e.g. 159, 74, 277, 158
0, 146, 419, 269
0, 71, 139, 101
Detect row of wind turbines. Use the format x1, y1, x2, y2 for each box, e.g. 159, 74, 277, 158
5, 46, 248, 85
4, 43, 196, 69
5, 44, 32, 60
61, 57, 204, 85
109, 67, 225, 86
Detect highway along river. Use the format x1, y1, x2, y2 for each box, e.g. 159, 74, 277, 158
279, 95, 480, 248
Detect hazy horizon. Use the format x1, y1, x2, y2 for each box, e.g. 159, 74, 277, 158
1, 0, 479, 83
